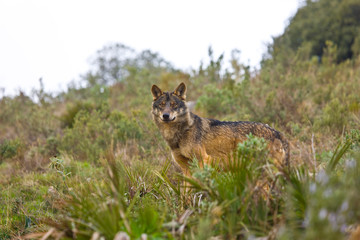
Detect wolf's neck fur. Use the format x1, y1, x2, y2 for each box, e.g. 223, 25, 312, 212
155, 112, 195, 149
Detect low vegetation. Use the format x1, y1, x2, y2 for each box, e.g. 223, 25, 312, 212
1, 0, 360, 238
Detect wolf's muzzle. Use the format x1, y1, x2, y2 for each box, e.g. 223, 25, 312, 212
162, 113, 175, 122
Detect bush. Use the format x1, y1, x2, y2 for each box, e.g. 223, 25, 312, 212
60, 101, 97, 128
60, 103, 143, 163
60, 106, 111, 162
0, 139, 23, 164
314, 98, 349, 133
109, 111, 143, 142
195, 84, 234, 118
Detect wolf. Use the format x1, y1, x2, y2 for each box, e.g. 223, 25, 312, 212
151, 82, 290, 176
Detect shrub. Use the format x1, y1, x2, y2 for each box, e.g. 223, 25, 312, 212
60, 106, 112, 162
60, 101, 97, 128
196, 84, 234, 118
109, 111, 143, 142
0, 139, 23, 164
60, 104, 143, 163
314, 98, 349, 133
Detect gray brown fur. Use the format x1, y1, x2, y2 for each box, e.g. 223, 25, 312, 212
151, 83, 290, 175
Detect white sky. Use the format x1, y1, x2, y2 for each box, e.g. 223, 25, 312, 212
0, 0, 299, 96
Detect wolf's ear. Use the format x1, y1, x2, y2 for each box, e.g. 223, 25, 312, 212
151, 85, 163, 100
173, 82, 186, 100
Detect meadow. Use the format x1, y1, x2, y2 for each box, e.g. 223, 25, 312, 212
1, 1, 360, 238
0, 41, 359, 239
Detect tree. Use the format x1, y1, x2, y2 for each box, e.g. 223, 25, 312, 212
269, 0, 360, 63
83, 43, 174, 86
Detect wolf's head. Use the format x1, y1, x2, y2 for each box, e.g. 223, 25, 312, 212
151, 82, 188, 123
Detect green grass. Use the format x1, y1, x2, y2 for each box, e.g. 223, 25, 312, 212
17, 133, 355, 239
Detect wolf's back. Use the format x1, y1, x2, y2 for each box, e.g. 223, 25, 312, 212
209, 120, 290, 167
239, 121, 290, 167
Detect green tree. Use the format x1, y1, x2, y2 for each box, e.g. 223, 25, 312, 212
269, 0, 360, 64
84, 43, 174, 87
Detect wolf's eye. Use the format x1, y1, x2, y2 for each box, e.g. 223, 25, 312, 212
170, 102, 177, 107
159, 101, 165, 107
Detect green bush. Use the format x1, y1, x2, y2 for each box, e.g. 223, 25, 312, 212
60, 103, 143, 163
60, 101, 97, 128
0, 139, 22, 163
60, 106, 112, 162
314, 98, 349, 133
109, 111, 142, 142
196, 84, 234, 118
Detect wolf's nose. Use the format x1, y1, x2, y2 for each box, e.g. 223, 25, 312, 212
163, 113, 170, 120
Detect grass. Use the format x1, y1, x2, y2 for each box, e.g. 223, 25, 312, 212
3, 132, 354, 240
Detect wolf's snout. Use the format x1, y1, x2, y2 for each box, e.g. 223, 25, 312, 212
162, 113, 170, 120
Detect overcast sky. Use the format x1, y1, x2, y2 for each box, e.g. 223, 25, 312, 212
0, 0, 300, 96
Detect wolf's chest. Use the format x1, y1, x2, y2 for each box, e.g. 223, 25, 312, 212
161, 127, 178, 140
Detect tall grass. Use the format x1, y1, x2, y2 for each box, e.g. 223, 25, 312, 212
37, 132, 359, 239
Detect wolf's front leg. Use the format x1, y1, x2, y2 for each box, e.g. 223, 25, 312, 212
192, 145, 212, 168
171, 150, 192, 176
